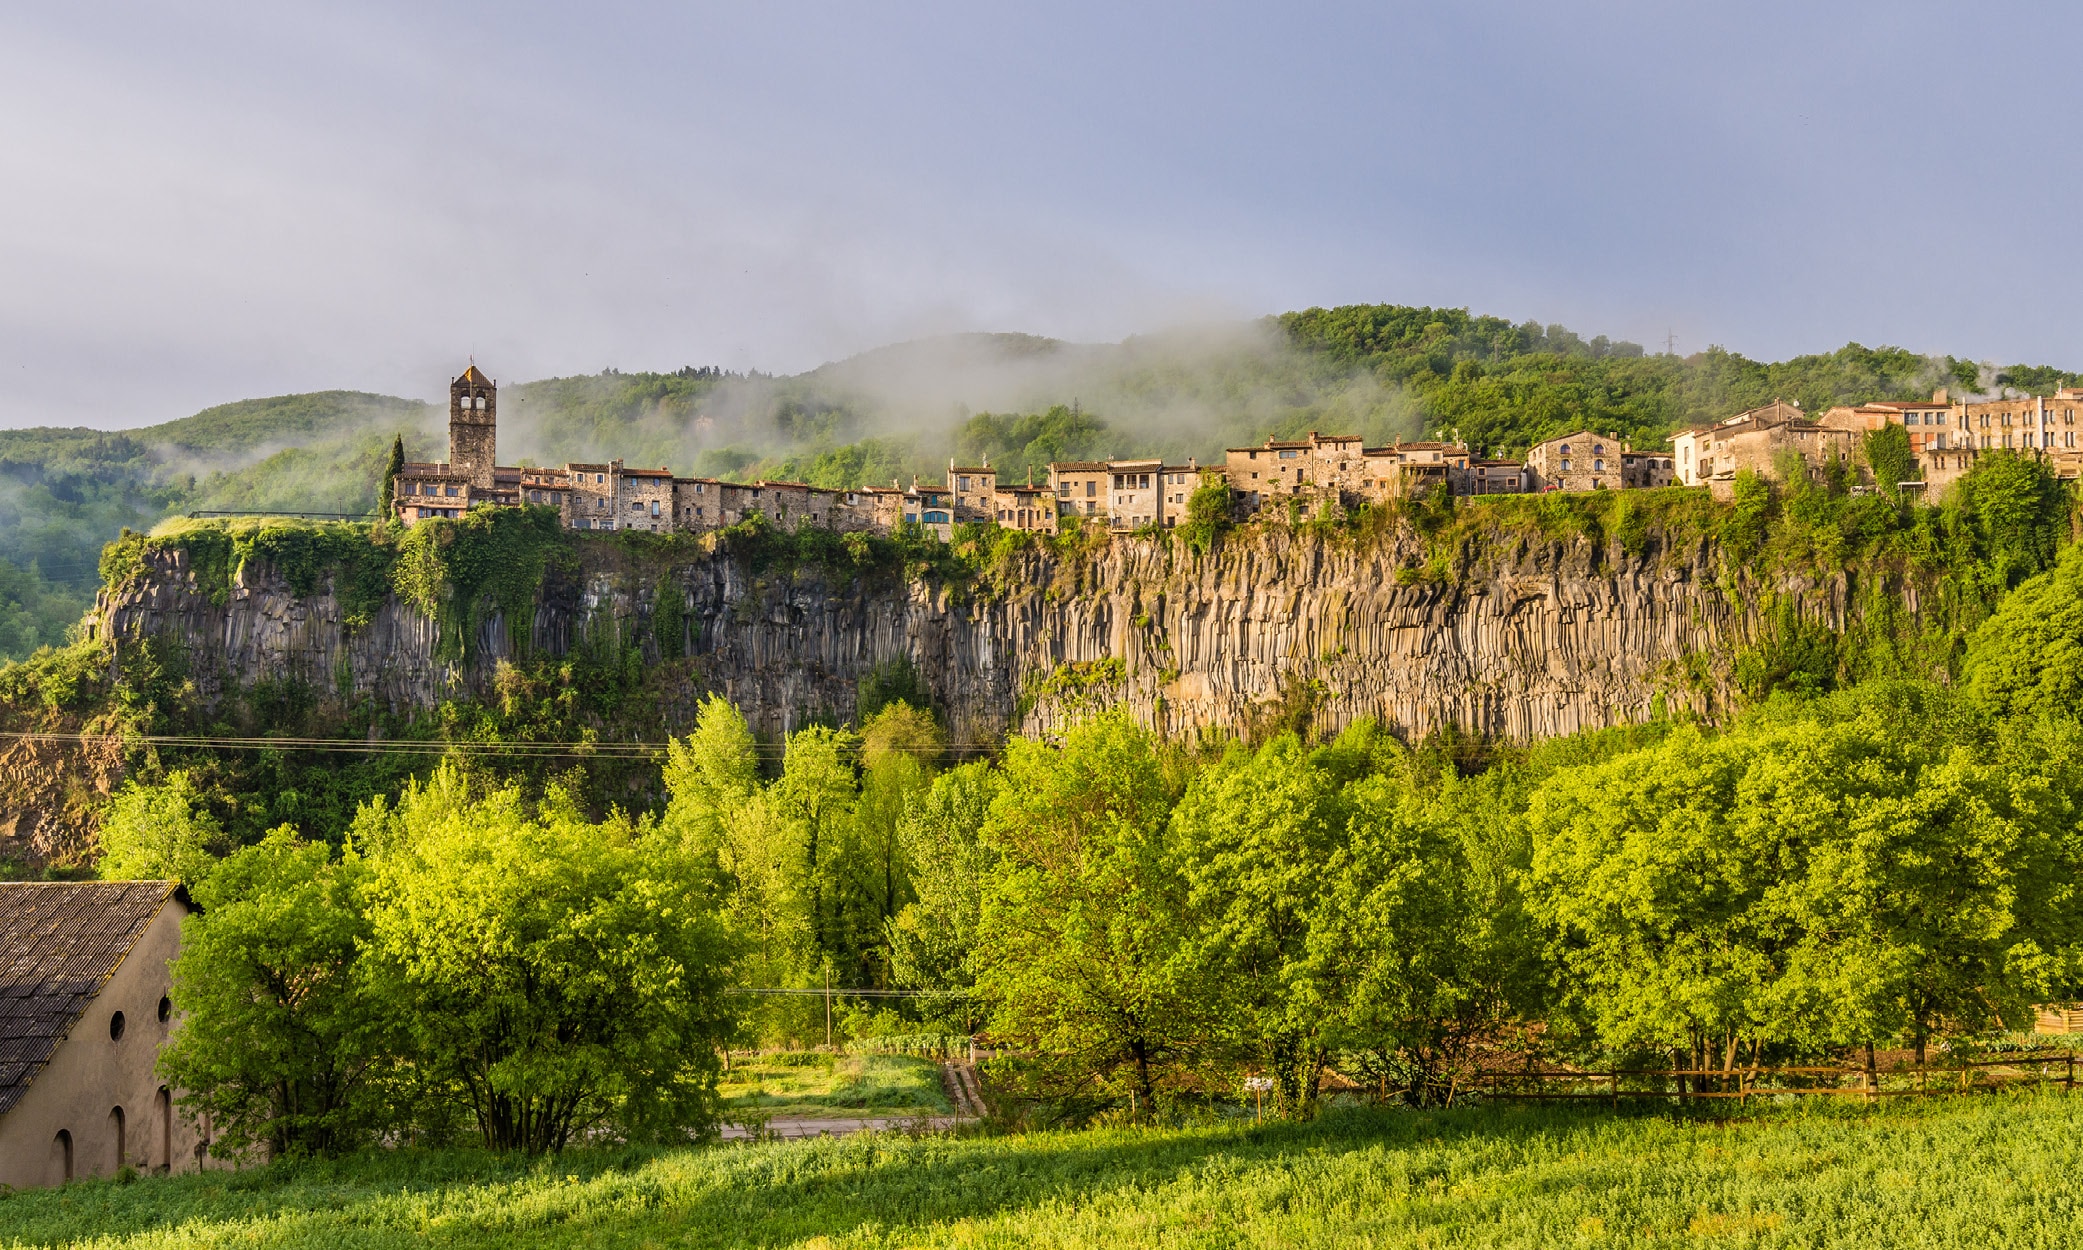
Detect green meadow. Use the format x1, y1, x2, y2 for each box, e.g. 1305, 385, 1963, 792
720, 1053, 953, 1120
7, 1094, 2082, 1249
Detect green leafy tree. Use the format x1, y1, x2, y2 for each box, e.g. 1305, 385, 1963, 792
1962, 545, 2083, 721
380, 434, 405, 516
1167, 733, 1347, 1112
1313, 760, 1542, 1105
360, 768, 737, 1151
1863, 423, 1919, 497
1946, 451, 2068, 589
974, 712, 1200, 1113
1174, 478, 1235, 555
159, 828, 392, 1156
97, 770, 224, 884
854, 702, 943, 978
889, 761, 1002, 1029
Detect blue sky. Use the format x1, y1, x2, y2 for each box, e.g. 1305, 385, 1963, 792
1, 1, 2077, 427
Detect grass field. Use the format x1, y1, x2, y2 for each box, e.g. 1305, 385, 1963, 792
719, 1053, 953, 1120
6, 1094, 2083, 1248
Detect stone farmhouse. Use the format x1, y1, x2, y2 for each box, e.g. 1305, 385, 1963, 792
0, 882, 222, 1190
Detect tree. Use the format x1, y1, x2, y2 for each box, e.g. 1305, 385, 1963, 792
1313, 760, 1541, 1106
1167, 733, 1347, 1112
661, 693, 761, 859
380, 434, 405, 515
854, 701, 943, 981
158, 828, 391, 1157
97, 770, 224, 884
889, 761, 1002, 1029
1962, 545, 2083, 722
1528, 698, 2074, 1070
1947, 451, 2067, 589
1863, 423, 1919, 497
973, 712, 1200, 1114
1175, 479, 1235, 555
360, 769, 737, 1151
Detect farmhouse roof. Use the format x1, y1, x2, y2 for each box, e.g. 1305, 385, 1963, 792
0, 882, 182, 1117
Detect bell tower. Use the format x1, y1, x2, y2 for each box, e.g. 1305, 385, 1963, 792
449, 364, 496, 491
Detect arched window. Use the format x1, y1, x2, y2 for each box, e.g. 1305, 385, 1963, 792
52, 1129, 72, 1184
109, 1105, 126, 1173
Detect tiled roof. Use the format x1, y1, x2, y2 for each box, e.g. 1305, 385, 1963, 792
0, 881, 179, 1117
1050, 461, 1109, 472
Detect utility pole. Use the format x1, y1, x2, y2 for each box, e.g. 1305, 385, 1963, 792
1665, 330, 1678, 357
824, 963, 833, 1048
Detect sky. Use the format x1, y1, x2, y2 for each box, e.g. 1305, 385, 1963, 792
1, 1, 2078, 429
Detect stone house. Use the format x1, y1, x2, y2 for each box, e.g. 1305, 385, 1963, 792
1223, 432, 1365, 509
0, 881, 217, 1190
1106, 458, 1165, 531
560, 462, 621, 530
991, 483, 1055, 531
618, 468, 675, 532
1048, 461, 1110, 521
949, 464, 996, 523
1524, 430, 1638, 492
1670, 411, 1854, 498
1361, 441, 1472, 499
1468, 460, 1530, 495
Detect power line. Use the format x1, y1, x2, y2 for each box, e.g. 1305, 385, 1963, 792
0, 730, 993, 759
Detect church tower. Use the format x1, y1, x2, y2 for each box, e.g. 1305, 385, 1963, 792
449, 365, 496, 491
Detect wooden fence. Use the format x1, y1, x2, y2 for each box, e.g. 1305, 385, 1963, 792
1476, 1051, 2080, 1105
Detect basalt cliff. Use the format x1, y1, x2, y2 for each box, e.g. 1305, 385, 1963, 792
88, 521, 1902, 747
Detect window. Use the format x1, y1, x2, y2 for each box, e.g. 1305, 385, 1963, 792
1594, 459, 1605, 471
444, 485, 457, 497
1279, 450, 1297, 459
110, 1011, 125, 1040
596, 473, 605, 483
1561, 458, 1572, 471
1085, 482, 1096, 497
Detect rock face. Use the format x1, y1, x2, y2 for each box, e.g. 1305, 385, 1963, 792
93, 526, 1862, 745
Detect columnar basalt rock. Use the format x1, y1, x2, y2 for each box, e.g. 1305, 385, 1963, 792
93, 527, 1873, 747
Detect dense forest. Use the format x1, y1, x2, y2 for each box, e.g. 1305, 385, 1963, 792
0, 303, 2075, 662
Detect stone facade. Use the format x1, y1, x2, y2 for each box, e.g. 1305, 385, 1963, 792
1672, 403, 1855, 498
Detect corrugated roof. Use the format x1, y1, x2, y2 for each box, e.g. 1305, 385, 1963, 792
0, 882, 178, 1117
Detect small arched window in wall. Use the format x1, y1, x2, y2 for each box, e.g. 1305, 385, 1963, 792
109, 1105, 126, 1173
52, 1129, 72, 1184
109, 1011, 125, 1041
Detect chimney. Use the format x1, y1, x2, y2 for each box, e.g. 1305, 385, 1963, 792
1933, 387, 1949, 404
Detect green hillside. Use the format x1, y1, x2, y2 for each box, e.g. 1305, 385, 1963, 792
0, 304, 2072, 660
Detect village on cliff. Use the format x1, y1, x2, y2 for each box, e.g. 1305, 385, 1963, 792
397, 366, 2083, 538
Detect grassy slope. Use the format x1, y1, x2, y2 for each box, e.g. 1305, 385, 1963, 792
5, 1096, 2081, 1248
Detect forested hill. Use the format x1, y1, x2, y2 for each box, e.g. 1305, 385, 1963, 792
0, 303, 2073, 660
